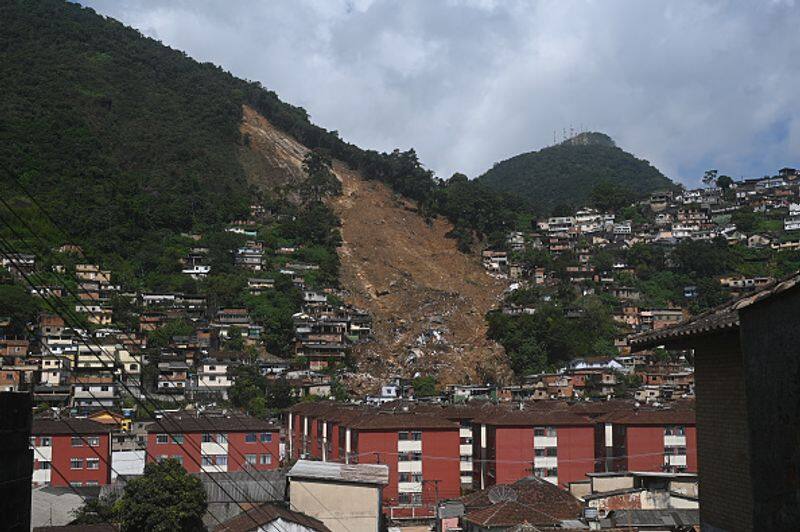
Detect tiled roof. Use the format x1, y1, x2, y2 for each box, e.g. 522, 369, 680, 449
631, 271, 800, 349
597, 402, 695, 425
214, 502, 330, 532
462, 477, 582, 527
146, 413, 279, 433
32, 418, 111, 436
349, 412, 458, 430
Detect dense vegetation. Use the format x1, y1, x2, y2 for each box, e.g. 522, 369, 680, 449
478, 132, 675, 215
0, 0, 524, 280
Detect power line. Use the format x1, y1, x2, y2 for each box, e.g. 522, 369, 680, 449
0, 233, 260, 530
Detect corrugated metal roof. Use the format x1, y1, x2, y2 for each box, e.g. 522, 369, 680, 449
288, 460, 389, 485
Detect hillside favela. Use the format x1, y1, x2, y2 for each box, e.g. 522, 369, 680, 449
1, 1, 799, 531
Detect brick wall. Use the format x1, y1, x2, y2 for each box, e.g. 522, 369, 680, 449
694, 330, 753, 531
740, 290, 800, 530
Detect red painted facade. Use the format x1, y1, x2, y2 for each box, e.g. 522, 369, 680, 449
556, 425, 597, 485
625, 426, 666, 472
32, 419, 112, 487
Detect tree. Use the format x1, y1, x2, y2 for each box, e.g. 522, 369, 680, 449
702, 169, 718, 188
228, 364, 269, 417
118, 459, 207, 532
716, 174, 733, 190
266, 378, 296, 410
72, 494, 120, 525
590, 181, 634, 212
300, 151, 341, 204
412, 376, 438, 397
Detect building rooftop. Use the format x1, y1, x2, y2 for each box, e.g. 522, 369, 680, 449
32, 418, 111, 436
146, 413, 279, 434
288, 459, 389, 486
214, 503, 330, 532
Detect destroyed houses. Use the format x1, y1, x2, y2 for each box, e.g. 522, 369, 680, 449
145, 413, 280, 473
196, 350, 244, 399
482, 251, 508, 273
248, 277, 275, 295
630, 272, 800, 531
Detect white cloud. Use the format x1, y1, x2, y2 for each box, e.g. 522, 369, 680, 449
83, 0, 800, 185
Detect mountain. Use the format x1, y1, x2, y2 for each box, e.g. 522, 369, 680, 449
477, 132, 674, 214
0, 0, 509, 384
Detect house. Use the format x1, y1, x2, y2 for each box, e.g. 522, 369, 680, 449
288, 460, 388, 532
70, 375, 117, 412
31, 418, 112, 487
214, 502, 331, 532
197, 351, 244, 399
459, 476, 583, 532
146, 413, 280, 473
630, 273, 800, 531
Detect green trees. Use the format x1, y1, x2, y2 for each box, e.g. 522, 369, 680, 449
72, 459, 207, 531
0, 281, 40, 334
412, 376, 438, 397
229, 364, 269, 417
118, 459, 207, 532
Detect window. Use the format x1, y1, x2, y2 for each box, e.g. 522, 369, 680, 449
245, 454, 257, 464
202, 433, 213, 443
86, 481, 99, 486
399, 473, 423, 482
70, 458, 83, 470
260, 432, 272, 443
260, 454, 272, 465
665, 425, 686, 436
216, 455, 227, 466
86, 436, 99, 447
546, 447, 557, 457
40, 437, 51, 447
460, 455, 471, 462
173, 455, 183, 466
217, 433, 227, 444
100, 386, 109, 392
460, 437, 473, 445
398, 493, 422, 506
398, 431, 409, 441
87, 458, 100, 470
71, 436, 83, 447
39, 461, 51, 470
245, 433, 257, 443
172, 434, 184, 444
398, 451, 422, 462
156, 434, 169, 444
202, 456, 213, 466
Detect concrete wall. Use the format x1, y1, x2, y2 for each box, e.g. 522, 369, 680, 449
694, 330, 753, 531
290, 479, 381, 532
740, 290, 800, 530
591, 475, 634, 493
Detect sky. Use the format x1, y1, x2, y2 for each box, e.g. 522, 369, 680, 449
82, 0, 800, 187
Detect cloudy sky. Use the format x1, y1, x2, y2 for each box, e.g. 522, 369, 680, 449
83, 0, 800, 186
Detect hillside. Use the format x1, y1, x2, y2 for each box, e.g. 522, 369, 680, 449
478, 132, 674, 214
0, 0, 510, 384
239, 107, 511, 387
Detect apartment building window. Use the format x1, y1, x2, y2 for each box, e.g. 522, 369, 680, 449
398, 431, 422, 441
399, 473, 423, 482
86, 481, 99, 486
71, 436, 84, 447
39, 461, 51, 470
172, 434, 184, 445
86, 436, 99, 447
260, 432, 272, 443
245, 433, 257, 443
39, 437, 51, 447
202, 456, 213, 466
460, 437, 473, 445
173, 456, 183, 466
460, 455, 471, 462
245, 454, 257, 465
216, 455, 227, 466
87, 458, 100, 470
534, 467, 557, 478
156, 434, 169, 444
533, 426, 557, 437
398, 493, 422, 506
70, 458, 83, 470
665, 425, 686, 436
398, 451, 422, 462
217, 433, 228, 444
260, 454, 272, 465
202, 433, 214, 443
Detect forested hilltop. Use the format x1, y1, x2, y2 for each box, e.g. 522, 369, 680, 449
0, 0, 523, 278
478, 132, 675, 215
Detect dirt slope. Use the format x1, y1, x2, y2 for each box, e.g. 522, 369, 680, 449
239, 105, 511, 388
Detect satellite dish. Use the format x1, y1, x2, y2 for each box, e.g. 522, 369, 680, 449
488, 485, 518, 504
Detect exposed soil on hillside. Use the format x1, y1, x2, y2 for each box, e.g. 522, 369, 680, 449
239, 105, 512, 389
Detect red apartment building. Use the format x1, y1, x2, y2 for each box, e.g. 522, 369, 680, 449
288, 403, 462, 519
31, 418, 112, 487
599, 403, 697, 473
472, 406, 597, 490
145, 413, 280, 473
